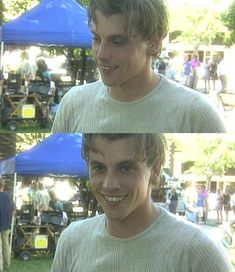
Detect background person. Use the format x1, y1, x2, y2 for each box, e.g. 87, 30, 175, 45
36, 182, 51, 213
168, 188, 178, 214
0, 180, 15, 272
223, 187, 231, 222
210, 55, 218, 91
183, 54, 191, 87
196, 185, 208, 224
52, 0, 226, 133
189, 54, 201, 90
28, 179, 39, 214
217, 55, 228, 93
203, 58, 211, 93
35, 58, 51, 81
17, 51, 36, 85
185, 194, 199, 224
51, 134, 233, 272
156, 58, 167, 76
216, 188, 224, 224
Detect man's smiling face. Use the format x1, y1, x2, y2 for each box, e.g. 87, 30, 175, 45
91, 10, 151, 89
88, 136, 154, 224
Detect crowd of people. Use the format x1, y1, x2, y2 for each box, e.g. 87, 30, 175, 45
154, 53, 229, 93
17, 51, 51, 84
167, 185, 235, 226
18, 180, 66, 216
0, 50, 53, 96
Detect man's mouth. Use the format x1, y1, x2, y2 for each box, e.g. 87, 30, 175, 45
102, 194, 128, 203
99, 65, 118, 72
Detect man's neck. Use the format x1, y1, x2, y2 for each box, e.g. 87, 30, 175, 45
106, 202, 160, 238
108, 72, 160, 102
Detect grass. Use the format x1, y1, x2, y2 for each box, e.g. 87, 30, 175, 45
0, 125, 51, 133
10, 255, 52, 272
0, 118, 53, 133
7, 246, 235, 271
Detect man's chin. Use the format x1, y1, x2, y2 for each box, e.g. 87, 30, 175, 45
101, 79, 115, 87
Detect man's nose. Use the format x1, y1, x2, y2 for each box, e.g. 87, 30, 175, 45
95, 42, 111, 60
103, 170, 120, 190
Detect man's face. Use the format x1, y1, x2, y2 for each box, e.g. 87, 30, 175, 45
91, 11, 152, 88
88, 137, 154, 223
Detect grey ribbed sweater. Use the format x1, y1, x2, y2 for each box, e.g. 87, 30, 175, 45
51, 76, 226, 133
51, 207, 233, 272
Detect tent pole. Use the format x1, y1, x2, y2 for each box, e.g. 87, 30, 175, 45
0, 41, 4, 70
9, 172, 17, 255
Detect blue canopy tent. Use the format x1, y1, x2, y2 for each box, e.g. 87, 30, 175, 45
0, 0, 92, 69
0, 0, 92, 48
0, 133, 88, 253
0, 133, 88, 177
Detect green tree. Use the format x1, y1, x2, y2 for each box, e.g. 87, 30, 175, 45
3, 0, 39, 21
169, 1, 226, 53
222, 0, 235, 46
16, 133, 49, 152
186, 137, 235, 188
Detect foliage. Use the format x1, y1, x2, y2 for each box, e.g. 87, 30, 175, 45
186, 137, 235, 181
16, 133, 50, 153
0, 0, 5, 24
222, 0, 235, 46
169, 1, 226, 52
3, 0, 39, 22
79, 0, 88, 6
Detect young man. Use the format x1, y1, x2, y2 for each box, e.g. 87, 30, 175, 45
52, 0, 226, 133
51, 134, 233, 272
0, 180, 14, 272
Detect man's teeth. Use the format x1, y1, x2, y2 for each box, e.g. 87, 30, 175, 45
104, 195, 126, 202
101, 65, 115, 71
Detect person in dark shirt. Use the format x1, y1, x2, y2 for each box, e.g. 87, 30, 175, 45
0, 180, 14, 271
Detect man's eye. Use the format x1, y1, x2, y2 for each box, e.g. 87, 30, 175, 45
112, 39, 127, 46
91, 164, 104, 172
120, 165, 135, 174
92, 36, 100, 43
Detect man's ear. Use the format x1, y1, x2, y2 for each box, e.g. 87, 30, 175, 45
150, 163, 161, 185
147, 40, 162, 56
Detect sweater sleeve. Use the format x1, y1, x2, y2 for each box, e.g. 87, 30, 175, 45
187, 94, 227, 133
51, 221, 82, 272
50, 229, 66, 272
180, 230, 233, 272
51, 86, 80, 133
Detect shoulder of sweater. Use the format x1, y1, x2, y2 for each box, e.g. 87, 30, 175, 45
67, 80, 105, 96
159, 207, 203, 237
160, 77, 215, 107
60, 214, 105, 238
160, 77, 200, 97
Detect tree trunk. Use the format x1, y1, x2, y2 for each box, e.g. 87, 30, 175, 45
79, 49, 87, 85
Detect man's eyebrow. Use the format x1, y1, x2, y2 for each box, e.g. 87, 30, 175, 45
89, 159, 103, 164
91, 30, 128, 40
117, 160, 138, 166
